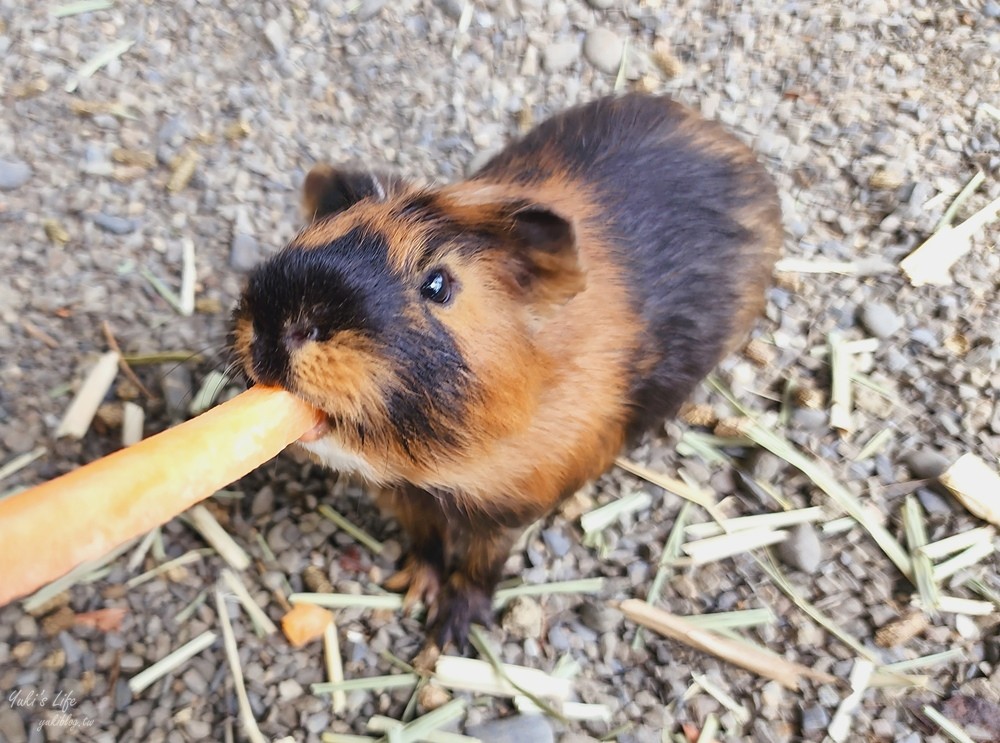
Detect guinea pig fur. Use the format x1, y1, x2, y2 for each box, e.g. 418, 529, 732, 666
232, 93, 782, 648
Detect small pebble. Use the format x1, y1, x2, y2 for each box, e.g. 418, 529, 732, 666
583, 28, 624, 74
541, 527, 572, 557
859, 301, 903, 338
542, 41, 579, 73
467, 714, 555, 743
586, 0, 615, 7
230, 233, 262, 271
903, 449, 950, 479
777, 523, 823, 574
801, 704, 830, 733
501, 597, 543, 639
578, 602, 622, 633
0, 158, 31, 190
916, 487, 953, 515
92, 213, 140, 235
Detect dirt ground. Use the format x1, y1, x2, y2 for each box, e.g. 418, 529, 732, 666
1, 1, 999, 741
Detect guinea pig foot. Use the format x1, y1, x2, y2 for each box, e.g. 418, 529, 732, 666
383, 555, 442, 615
431, 575, 494, 651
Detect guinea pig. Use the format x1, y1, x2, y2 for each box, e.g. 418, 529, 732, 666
232, 93, 782, 648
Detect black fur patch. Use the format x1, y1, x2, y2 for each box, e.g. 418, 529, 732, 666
236, 225, 475, 456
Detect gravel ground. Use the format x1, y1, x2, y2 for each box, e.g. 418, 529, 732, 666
2, 1, 999, 741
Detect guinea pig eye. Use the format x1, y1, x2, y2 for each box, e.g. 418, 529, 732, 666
419, 269, 453, 304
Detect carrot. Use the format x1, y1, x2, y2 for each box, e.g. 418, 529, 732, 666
0, 387, 320, 607
281, 603, 334, 647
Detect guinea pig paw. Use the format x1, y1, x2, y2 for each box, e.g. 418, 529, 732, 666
431, 576, 494, 652
383, 556, 442, 615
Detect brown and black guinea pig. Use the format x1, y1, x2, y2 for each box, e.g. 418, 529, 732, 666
231, 93, 782, 648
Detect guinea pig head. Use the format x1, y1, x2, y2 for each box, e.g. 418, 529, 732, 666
231, 166, 586, 484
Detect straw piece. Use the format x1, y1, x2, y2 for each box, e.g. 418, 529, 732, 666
615, 458, 721, 517
175, 590, 208, 625
366, 716, 480, 743
692, 673, 750, 725
126, 527, 159, 572
936, 170, 987, 231
52, 0, 112, 17
55, 351, 120, 438
682, 609, 775, 631
220, 568, 277, 636
882, 648, 965, 673
492, 578, 604, 608
619, 599, 836, 690
140, 268, 185, 314
126, 548, 211, 589
856, 429, 893, 461
23, 538, 137, 613
904, 496, 939, 615
188, 505, 251, 571
312, 674, 418, 695
215, 591, 268, 743
827, 659, 875, 743
756, 555, 878, 661
289, 592, 403, 611
939, 454, 1000, 527
317, 504, 384, 555
774, 258, 858, 274
733, 415, 912, 580
189, 371, 230, 416
696, 714, 719, 743
381, 699, 467, 743
828, 332, 854, 435
128, 630, 217, 694
920, 527, 995, 560
321, 735, 377, 743
639, 499, 693, 649
179, 238, 196, 316
922, 706, 977, 743
0, 447, 47, 484
580, 490, 653, 534
66, 39, 135, 92
900, 193, 1000, 286
932, 540, 995, 582
121, 402, 145, 446
922, 595, 995, 616
681, 529, 788, 565
684, 507, 825, 539
433, 656, 572, 701
324, 621, 347, 715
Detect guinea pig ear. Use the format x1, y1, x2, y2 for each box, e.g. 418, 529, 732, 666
301, 165, 398, 221
502, 206, 586, 307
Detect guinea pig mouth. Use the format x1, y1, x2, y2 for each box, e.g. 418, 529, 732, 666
298, 416, 331, 443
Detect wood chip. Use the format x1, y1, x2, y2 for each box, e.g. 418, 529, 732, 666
619, 599, 836, 690
939, 454, 1000, 527
167, 148, 200, 192
875, 611, 928, 648
55, 351, 121, 439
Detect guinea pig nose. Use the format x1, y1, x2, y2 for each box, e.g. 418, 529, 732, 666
283, 322, 320, 350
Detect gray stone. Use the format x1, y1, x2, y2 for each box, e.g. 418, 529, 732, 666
583, 28, 624, 74
160, 363, 193, 421
903, 449, 950, 479
92, 213, 140, 235
502, 597, 543, 638
542, 527, 572, 557
586, 0, 615, 8
916, 487, 954, 515
792, 407, 827, 431
542, 41, 579, 73
800, 704, 830, 733
578, 602, 622, 633
356, 0, 388, 21
859, 301, 903, 338
777, 523, 823, 574
230, 232, 261, 271
0, 159, 31, 190
467, 714, 555, 743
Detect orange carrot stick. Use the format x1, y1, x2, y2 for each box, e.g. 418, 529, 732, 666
0, 387, 320, 606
